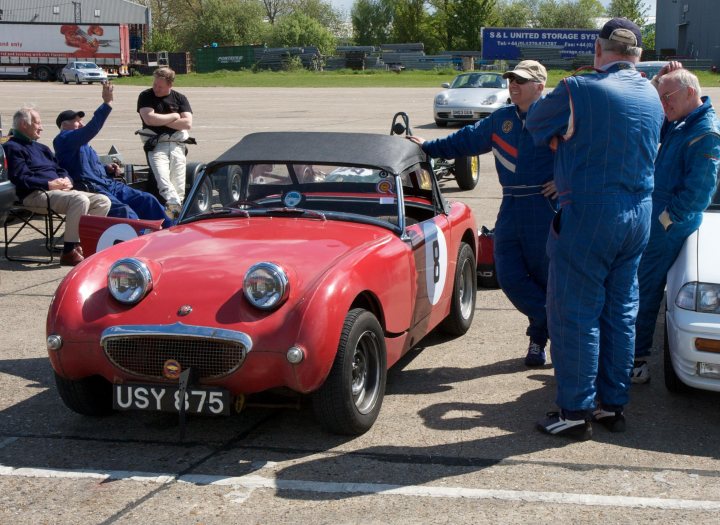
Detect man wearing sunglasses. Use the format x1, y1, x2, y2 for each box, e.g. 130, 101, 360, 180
632, 64, 720, 384
526, 18, 664, 440
409, 60, 557, 369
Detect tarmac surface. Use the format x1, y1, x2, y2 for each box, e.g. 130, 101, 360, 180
1, 81, 720, 524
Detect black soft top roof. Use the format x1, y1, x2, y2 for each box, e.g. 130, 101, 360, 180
206, 132, 428, 175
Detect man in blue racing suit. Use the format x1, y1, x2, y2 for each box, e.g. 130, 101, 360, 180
526, 18, 664, 440
632, 64, 720, 383
409, 60, 557, 367
54, 82, 173, 228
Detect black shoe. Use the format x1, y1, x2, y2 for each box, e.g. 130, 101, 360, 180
592, 408, 626, 432
536, 411, 592, 440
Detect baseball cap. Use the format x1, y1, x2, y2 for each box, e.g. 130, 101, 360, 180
502, 60, 547, 83
56, 110, 85, 128
599, 17, 642, 48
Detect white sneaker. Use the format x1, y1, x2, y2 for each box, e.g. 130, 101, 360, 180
631, 360, 650, 384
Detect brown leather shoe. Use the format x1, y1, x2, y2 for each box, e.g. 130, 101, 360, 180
60, 247, 84, 266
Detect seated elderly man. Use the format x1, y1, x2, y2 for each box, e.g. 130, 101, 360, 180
4, 105, 111, 266
54, 82, 173, 228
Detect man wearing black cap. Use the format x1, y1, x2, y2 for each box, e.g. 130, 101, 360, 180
526, 18, 665, 439
54, 83, 173, 228
409, 60, 557, 368
4, 105, 111, 266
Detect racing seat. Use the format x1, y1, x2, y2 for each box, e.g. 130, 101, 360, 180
3, 188, 65, 264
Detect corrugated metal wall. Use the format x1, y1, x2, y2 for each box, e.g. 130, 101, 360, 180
655, 0, 719, 67
0, 0, 147, 24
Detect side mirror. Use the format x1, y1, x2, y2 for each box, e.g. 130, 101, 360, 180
441, 82, 450, 88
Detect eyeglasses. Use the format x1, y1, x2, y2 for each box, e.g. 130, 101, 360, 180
509, 76, 531, 85
660, 87, 684, 103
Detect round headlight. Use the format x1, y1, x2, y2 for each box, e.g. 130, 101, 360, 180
483, 94, 498, 105
243, 262, 289, 310
434, 94, 448, 106
108, 258, 152, 304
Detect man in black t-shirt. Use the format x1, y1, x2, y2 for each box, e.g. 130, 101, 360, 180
137, 67, 192, 216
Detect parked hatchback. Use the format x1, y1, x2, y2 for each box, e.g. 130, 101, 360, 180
61, 61, 108, 84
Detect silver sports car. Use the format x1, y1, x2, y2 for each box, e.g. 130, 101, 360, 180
433, 72, 511, 127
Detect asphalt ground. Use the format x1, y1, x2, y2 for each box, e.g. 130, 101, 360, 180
1, 81, 720, 524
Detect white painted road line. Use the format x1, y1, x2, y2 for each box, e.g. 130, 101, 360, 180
3, 464, 720, 510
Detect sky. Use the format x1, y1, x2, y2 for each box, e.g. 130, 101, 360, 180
329, 0, 658, 19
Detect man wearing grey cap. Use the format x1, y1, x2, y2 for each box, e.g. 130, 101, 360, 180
527, 18, 665, 439
410, 60, 557, 368
54, 82, 173, 228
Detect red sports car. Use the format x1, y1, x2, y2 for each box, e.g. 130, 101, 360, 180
47, 131, 478, 435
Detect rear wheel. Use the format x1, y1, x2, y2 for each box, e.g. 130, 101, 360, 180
455, 155, 480, 190
663, 313, 690, 393
313, 309, 387, 435
184, 162, 211, 215
218, 165, 243, 203
441, 242, 477, 336
54, 373, 113, 416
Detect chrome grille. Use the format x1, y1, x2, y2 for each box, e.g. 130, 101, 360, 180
101, 324, 252, 380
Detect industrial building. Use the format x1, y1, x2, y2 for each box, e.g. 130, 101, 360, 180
655, 0, 720, 67
0, 0, 149, 50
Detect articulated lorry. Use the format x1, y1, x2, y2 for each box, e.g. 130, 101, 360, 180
0, 22, 130, 81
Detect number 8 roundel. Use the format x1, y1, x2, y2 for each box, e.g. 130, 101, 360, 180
421, 221, 448, 305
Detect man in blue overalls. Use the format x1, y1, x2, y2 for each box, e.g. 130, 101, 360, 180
409, 61, 557, 367
526, 18, 665, 439
633, 65, 720, 383
54, 83, 173, 228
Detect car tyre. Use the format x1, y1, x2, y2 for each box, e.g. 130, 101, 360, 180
441, 242, 477, 336
184, 162, 211, 215
313, 308, 387, 435
435, 119, 448, 128
75, 75, 82, 85
454, 155, 480, 190
663, 313, 690, 393
54, 373, 113, 416
62, 74, 69, 85
218, 165, 243, 203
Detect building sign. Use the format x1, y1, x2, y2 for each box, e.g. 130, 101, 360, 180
481, 27, 599, 60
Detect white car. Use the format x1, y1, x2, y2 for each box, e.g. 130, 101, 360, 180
664, 192, 720, 392
61, 61, 108, 85
433, 72, 510, 127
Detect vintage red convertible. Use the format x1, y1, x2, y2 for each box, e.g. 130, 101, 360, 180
47, 131, 478, 435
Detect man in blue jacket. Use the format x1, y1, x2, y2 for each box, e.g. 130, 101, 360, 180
526, 18, 665, 439
5, 106, 111, 266
54, 83, 173, 228
409, 60, 557, 367
632, 65, 720, 383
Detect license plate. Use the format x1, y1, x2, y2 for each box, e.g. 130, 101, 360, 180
113, 383, 230, 415
453, 110, 473, 116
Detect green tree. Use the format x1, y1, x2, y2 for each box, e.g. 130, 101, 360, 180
535, 0, 604, 28
493, 0, 536, 27
351, 0, 394, 46
288, 0, 345, 35
447, 0, 496, 50
145, 30, 181, 52
185, 0, 268, 49
391, 0, 428, 43
268, 12, 337, 55
606, 0, 649, 26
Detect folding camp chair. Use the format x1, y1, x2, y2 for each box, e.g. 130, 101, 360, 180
3, 189, 66, 263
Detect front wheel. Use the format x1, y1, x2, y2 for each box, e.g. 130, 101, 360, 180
663, 313, 690, 393
54, 373, 113, 416
75, 75, 82, 85
454, 155, 480, 190
313, 309, 387, 435
435, 119, 448, 128
441, 242, 477, 336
